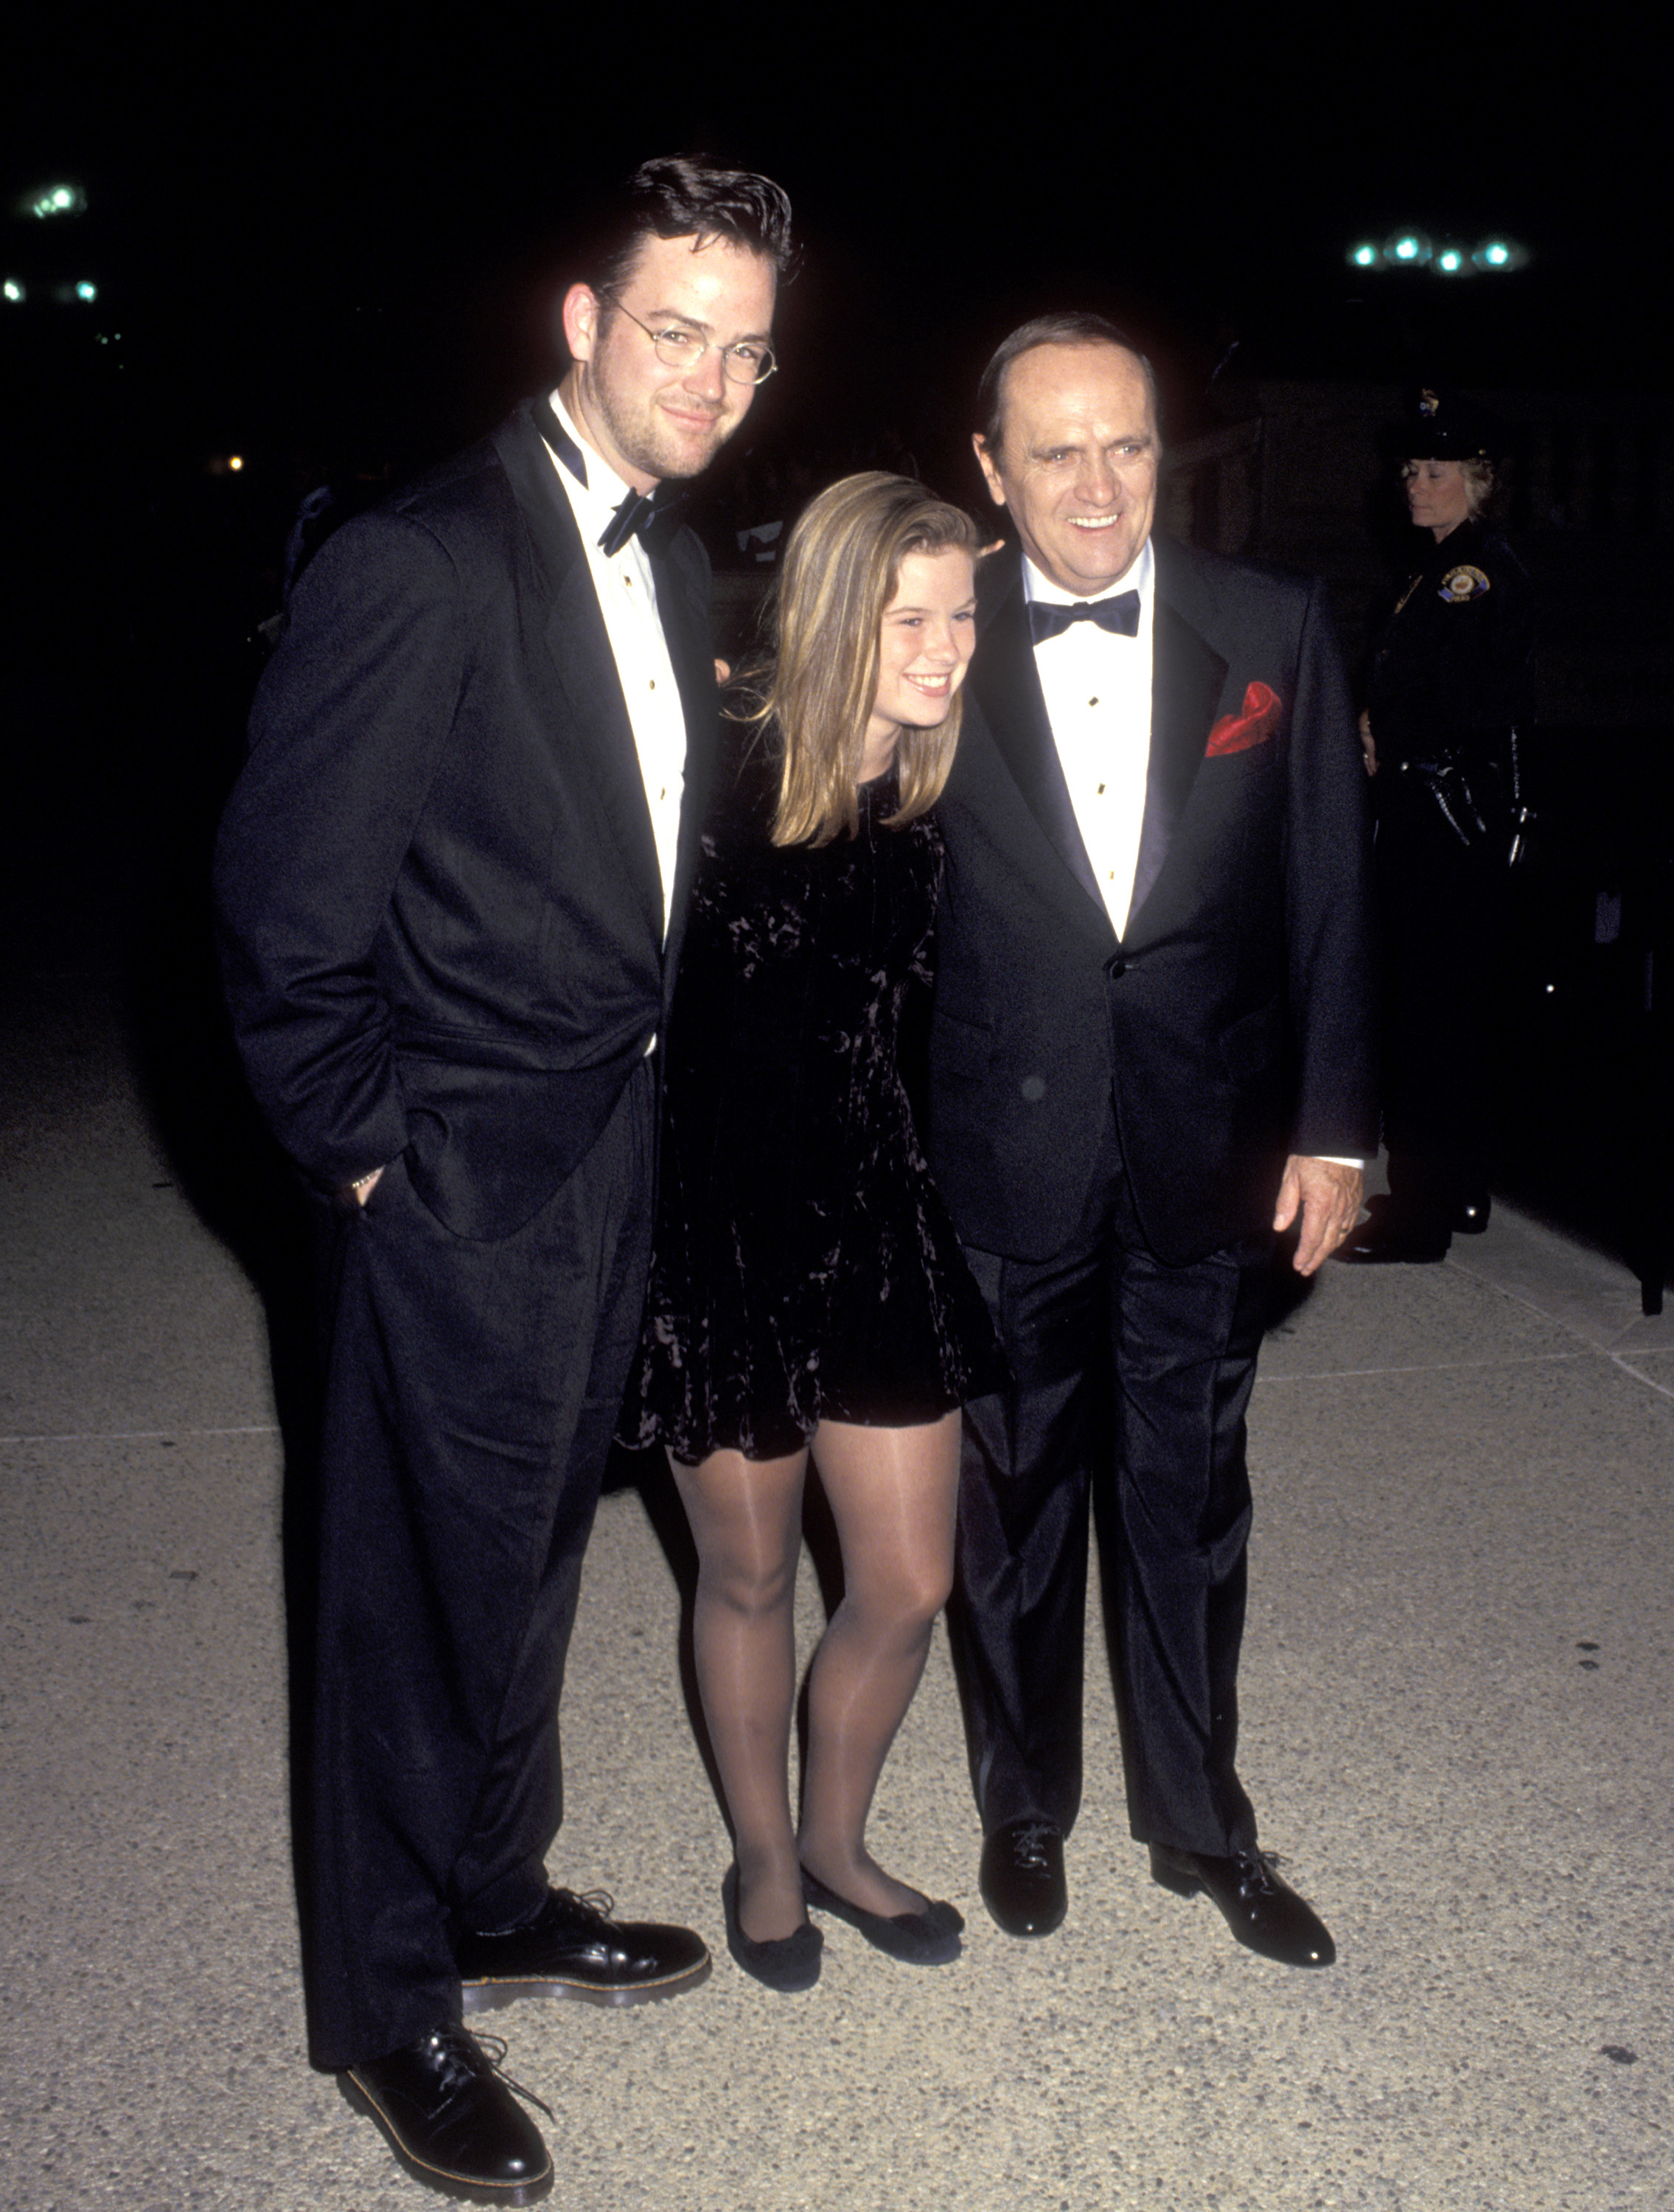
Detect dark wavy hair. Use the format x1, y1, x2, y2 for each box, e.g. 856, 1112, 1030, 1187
582, 155, 795, 296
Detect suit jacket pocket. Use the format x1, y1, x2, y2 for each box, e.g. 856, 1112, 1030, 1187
391, 1013, 569, 1074
1219, 998, 1283, 1082
400, 1051, 641, 1241
929, 1007, 994, 1079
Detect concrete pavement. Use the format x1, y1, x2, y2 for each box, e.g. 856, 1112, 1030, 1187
2, 966, 1670, 2212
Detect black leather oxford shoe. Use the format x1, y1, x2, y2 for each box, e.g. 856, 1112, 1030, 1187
978, 1820, 1067, 1938
1332, 1220, 1450, 1264
457, 1885, 710, 2011
1452, 1191, 1491, 1234
1150, 1844, 1336, 1967
342, 2025, 552, 2205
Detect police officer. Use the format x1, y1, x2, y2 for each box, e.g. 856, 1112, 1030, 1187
1338, 391, 1536, 1263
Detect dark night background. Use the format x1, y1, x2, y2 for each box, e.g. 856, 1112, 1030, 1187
2, 11, 1669, 1281
6, 14, 1667, 599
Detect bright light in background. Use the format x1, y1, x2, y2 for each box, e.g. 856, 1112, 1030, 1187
1349, 232, 1532, 276
75, 281, 97, 302
229, 456, 244, 472
22, 182, 87, 219
3, 280, 23, 304
1385, 229, 1433, 266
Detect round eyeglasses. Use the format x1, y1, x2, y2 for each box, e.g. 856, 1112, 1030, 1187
604, 297, 776, 386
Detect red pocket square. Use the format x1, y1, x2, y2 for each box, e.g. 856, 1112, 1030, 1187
1206, 681, 1282, 756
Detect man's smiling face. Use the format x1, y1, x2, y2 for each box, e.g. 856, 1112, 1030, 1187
974, 341, 1159, 597
562, 231, 777, 494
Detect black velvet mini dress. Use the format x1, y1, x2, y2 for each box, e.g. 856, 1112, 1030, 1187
625, 722, 1002, 1464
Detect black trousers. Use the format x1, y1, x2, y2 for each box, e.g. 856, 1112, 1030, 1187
1377, 772, 1510, 1227
299, 1061, 655, 2070
949, 1113, 1268, 1857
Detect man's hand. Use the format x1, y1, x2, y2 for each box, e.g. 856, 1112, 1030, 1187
1274, 1155, 1364, 1275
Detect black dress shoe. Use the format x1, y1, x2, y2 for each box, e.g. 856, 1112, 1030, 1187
1452, 1191, 1491, 1234
800, 1865, 963, 1965
1331, 1219, 1450, 1263
977, 1819, 1067, 1938
342, 2025, 553, 2205
721, 1865, 823, 1991
457, 1885, 710, 2012
1150, 1844, 1335, 1968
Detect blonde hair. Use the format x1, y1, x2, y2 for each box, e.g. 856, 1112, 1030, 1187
742, 472, 983, 847
1459, 455, 1496, 514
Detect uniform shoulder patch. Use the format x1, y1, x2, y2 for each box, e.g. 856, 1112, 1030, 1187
1438, 564, 1491, 603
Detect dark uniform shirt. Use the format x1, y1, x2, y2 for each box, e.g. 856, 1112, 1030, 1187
1367, 516, 1535, 854
1368, 517, 1535, 771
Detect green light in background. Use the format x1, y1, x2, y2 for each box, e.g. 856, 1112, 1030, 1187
24, 182, 87, 219
1348, 229, 1530, 278
1385, 230, 1433, 266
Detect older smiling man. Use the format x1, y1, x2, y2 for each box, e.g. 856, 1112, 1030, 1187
925, 313, 1376, 1969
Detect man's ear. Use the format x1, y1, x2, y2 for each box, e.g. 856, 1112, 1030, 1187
972, 431, 1007, 509
561, 283, 600, 365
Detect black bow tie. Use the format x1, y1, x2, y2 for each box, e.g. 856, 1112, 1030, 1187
599, 489, 667, 558
1028, 589, 1141, 645
531, 397, 681, 557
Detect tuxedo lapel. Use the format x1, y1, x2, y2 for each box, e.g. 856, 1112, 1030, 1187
1126, 582, 1227, 931
971, 558, 1105, 915
650, 540, 719, 1007
493, 408, 663, 945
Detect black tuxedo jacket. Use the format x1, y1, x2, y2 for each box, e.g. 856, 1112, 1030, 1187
215, 400, 719, 1241
925, 536, 1377, 1270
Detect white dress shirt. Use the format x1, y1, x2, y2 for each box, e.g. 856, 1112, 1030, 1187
1024, 538, 1156, 939
1025, 540, 1359, 1172
543, 390, 686, 942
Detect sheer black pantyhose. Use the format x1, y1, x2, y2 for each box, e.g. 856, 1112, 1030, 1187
672, 1413, 960, 1944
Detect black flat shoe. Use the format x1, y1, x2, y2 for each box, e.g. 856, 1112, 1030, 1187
720, 1865, 823, 1991
1150, 1843, 1335, 1968
977, 1819, 1067, 1938
342, 2025, 553, 2205
799, 1865, 963, 1965
458, 1884, 710, 2011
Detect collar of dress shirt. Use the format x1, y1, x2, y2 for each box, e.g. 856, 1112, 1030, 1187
545, 388, 639, 533
1021, 534, 1155, 626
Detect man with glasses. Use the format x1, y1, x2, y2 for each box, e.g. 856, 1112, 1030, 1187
216, 157, 790, 2205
